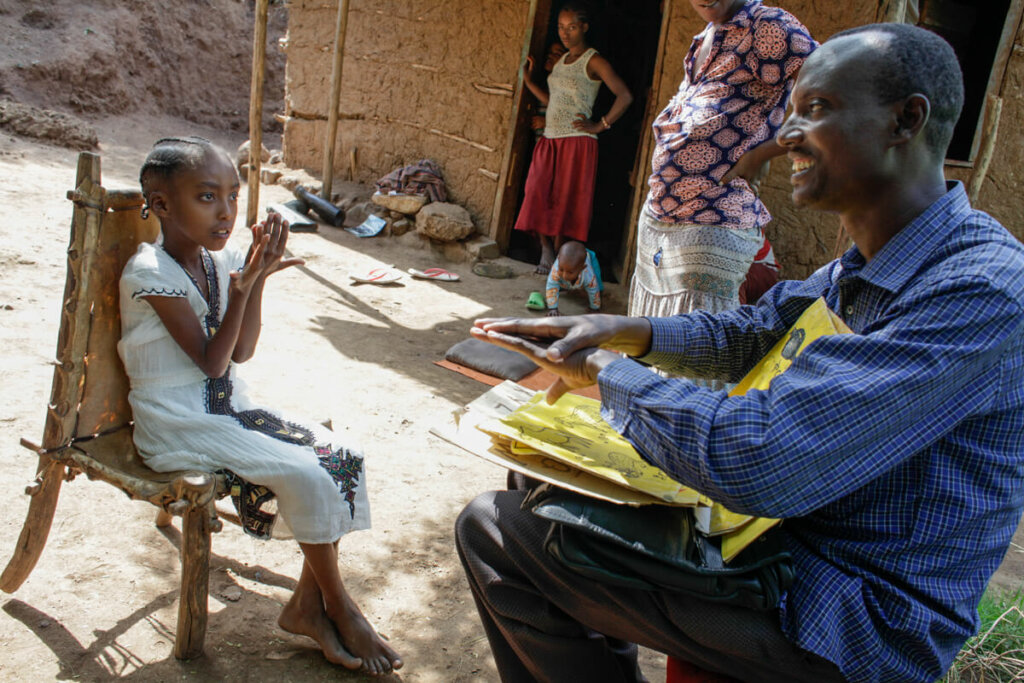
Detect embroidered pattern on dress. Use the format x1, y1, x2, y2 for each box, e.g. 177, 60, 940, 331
205, 374, 316, 445
196, 249, 220, 336
220, 470, 277, 539
197, 253, 318, 537
131, 287, 189, 299
314, 444, 364, 519
196, 259, 362, 533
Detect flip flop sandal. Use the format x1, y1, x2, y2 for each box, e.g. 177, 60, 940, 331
407, 267, 460, 282
526, 291, 546, 311
350, 267, 402, 284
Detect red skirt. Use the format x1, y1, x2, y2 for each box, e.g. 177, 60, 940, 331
513, 135, 598, 241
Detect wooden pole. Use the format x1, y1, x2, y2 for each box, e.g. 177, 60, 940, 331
322, 0, 352, 200
247, 0, 270, 228
968, 95, 1003, 205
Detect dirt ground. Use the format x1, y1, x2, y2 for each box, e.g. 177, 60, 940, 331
0, 2, 1021, 681
0, 115, 655, 682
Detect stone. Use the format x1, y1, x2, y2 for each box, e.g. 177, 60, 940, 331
464, 235, 500, 260
397, 230, 430, 250
268, 151, 283, 164
416, 202, 474, 242
260, 167, 283, 184
436, 240, 471, 263
219, 585, 243, 602
371, 192, 428, 216
472, 262, 515, 279
278, 170, 322, 194
343, 201, 371, 228
388, 210, 404, 220
391, 218, 413, 236
236, 139, 270, 170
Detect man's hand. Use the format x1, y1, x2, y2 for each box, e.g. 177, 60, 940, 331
471, 322, 619, 403
471, 314, 653, 402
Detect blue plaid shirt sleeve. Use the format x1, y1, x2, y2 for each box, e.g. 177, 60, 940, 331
597, 182, 1024, 683
601, 273, 1021, 516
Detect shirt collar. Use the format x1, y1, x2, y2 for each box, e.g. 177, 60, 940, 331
839, 181, 972, 292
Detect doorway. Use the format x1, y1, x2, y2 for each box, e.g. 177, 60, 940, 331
916, 0, 1022, 163
501, 0, 665, 283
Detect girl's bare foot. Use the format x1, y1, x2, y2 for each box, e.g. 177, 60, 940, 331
327, 594, 403, 676
278, 586, 362, 669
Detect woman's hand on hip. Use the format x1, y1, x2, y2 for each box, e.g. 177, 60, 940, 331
572, 114, 603, 135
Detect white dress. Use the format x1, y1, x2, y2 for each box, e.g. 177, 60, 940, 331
118, 241, 370, 544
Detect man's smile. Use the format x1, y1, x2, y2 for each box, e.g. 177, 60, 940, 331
791, 157, 814, 174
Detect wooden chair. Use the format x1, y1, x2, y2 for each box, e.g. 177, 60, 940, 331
0, 151, 233, 660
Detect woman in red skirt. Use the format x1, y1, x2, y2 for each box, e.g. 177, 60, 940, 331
515, 2, 632, 273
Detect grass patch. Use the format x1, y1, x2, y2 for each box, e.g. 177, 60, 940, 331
944, 588, 1024, 682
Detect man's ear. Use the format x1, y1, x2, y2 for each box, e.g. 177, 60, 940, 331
892, 93, 930, 146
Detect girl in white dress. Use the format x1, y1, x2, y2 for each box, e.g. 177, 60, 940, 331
118, 137, 401, 675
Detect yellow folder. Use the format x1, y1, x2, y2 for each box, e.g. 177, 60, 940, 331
479, 297, 852, 562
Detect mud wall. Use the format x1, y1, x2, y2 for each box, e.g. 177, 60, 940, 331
282, 0, 528, 231
284, 0, 1024, 278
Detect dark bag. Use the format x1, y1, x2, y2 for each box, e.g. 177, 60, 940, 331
523, 484, 794, 611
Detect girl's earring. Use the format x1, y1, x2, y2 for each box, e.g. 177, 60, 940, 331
141, 204, 150, 219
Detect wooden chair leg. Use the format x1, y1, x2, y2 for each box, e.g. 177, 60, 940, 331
155, 508, 174, 528
174, 503, 212, 660
1, 457, 66, 593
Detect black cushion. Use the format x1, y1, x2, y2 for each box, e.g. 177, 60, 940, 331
444, 337, 538, 381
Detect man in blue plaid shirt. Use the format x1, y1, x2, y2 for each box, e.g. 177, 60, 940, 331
456, 23, 1024, 683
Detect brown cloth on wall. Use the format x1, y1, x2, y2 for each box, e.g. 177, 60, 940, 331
375, 159, 448, 203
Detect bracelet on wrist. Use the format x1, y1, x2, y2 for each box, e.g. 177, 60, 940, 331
601, 116, 611, 130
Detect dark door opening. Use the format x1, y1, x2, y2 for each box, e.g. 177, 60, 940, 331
917, 0, 1015, 162
505, 0, 664, 283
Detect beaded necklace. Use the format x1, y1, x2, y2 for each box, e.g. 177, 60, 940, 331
162, 245, 221, 335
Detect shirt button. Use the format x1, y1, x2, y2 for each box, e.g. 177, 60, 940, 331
845, 305, 854, 316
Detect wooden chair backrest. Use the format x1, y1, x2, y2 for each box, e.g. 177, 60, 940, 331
50, 152, 159, 470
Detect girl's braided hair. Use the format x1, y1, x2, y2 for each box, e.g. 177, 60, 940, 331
139, 136, 218, 217
559, 1, 591, 24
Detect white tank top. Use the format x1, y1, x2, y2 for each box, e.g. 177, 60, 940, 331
543, 47, 602, 140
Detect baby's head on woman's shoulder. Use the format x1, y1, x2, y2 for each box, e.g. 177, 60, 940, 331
140, 136, 240, 250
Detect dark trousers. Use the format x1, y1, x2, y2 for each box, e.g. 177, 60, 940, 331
454, 489, 847, 683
